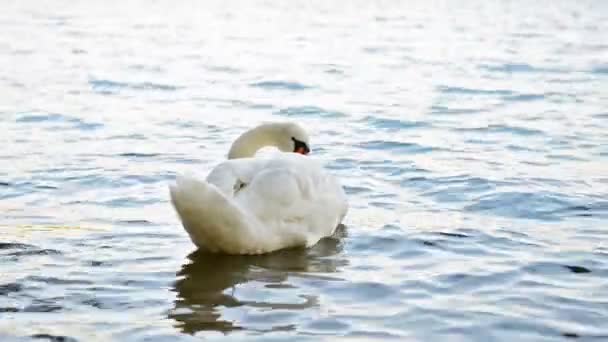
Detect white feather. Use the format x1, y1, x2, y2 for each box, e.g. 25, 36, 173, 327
169, 123, 348, 254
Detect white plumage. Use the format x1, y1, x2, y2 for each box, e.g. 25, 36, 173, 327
169, 122, 348, 255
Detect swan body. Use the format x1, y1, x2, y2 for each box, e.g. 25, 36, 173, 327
169, 122, 348, 255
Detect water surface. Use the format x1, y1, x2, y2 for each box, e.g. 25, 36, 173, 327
2, 0, 608, 341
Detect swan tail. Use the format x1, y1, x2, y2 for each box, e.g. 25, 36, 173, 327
169, 175, 264, 254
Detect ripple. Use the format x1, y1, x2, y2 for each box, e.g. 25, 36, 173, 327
437, 85, 514, 96
89, 78, 181, 94
306, 319, 351, 333
479, 63, 567, 74
343, 185, 372, 195
361, 115, 430, 130
250, 80, 313, 91
14, 112, 103, 130
326, 280, 400, 302
563, 265, 591, 274
24, 303, 64, 313
358, 140, 436, 154
205, 65, 241, 73
429, 105, 485, 115
86, 197, 159, 208
522, 262, 593, 276
26, 276, 94, 285
590, 65, 608, 75
0, 242, 37, 250
118, 152, 161, 158
0, 282, 23, 295
30, 334, 78, 342
455, 124, 544, 136
503, 93, 546, 102
16, 112, 74, 123
127, 63, 164, 73
434, 269, 521, 292
275, 106, 346, 118
107, 133, 148, 141
7, 249, 62, 257
465, 191, 590, 220
0, 242, 61, 258
438, 232, 469, 239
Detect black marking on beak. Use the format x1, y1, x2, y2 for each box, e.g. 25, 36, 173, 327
292, 137, 310, 154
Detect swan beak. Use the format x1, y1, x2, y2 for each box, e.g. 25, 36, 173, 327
292, 137, 310, 155
295, 146, 309, 155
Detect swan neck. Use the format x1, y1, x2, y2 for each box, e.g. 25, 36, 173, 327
227, 124, 279, 159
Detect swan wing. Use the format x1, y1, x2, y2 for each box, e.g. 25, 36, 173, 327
171, 154, 347, 254
233, 154, 348, 247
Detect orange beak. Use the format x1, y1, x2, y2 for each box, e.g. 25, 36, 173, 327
295, 147, 309, 155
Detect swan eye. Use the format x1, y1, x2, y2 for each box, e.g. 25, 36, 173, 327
291, 137, 310, 155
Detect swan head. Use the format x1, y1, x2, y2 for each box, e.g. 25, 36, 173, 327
227, 122, 311, 159
275, 122, 310, 155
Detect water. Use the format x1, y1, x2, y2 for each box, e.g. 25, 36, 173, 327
2, 0, 608, 340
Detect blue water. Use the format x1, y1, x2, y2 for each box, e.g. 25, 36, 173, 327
2, 0, 608, 340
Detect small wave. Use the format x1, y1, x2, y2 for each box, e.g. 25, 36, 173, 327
362, 116, 429, 130
16, 112, 75, 123
438, 232, 470, 239
343, 185, 372, 195
434, 269, 521, 293
117, 219, 154, 226
522, 262, 591, 275
592, 112, 608, 119
590, 65, 608, 74
120, 174, 165, 184
465, 191, 595, 221
455, 124, 544, 137
15, 112, 103, 130
362, 46, 389, 54
0, 242, 36, 250
325, 68, 344, 75
360, 164, 407, 178
546, 154, 587, 162
437, 85, 514, 96
0, 241, 61, 258
325, 158, 358, 170
26, 276, 93, 285
205, 65, 241, 74
503, 93, 546, 102
127, 64, 164, 73
304, 317, 351, 334
118, 152, 161, 158
107, 133, 148, 141
0, 282, 23, 295
275, 106, 346, 118
325, 280, 400, 302
358, 140, 436, 154
479, 63, 567, 74
250, 80, 312, 91
7, 249, 61, 257
430, 105, 484, 115
89, 78, 181, 94
30, 334, 78, 342
97, 197, 159, 208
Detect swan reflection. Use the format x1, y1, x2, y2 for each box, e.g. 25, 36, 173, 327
169, 225, 347, 335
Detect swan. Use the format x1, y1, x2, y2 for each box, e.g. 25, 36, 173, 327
169, 122, 348, 255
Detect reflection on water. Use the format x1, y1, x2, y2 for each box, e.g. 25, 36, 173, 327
170, 225, 348, 335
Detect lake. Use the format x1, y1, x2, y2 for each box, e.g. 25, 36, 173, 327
1, 0, 607, 341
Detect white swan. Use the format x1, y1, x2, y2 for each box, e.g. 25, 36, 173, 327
169, 122, 348, 255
